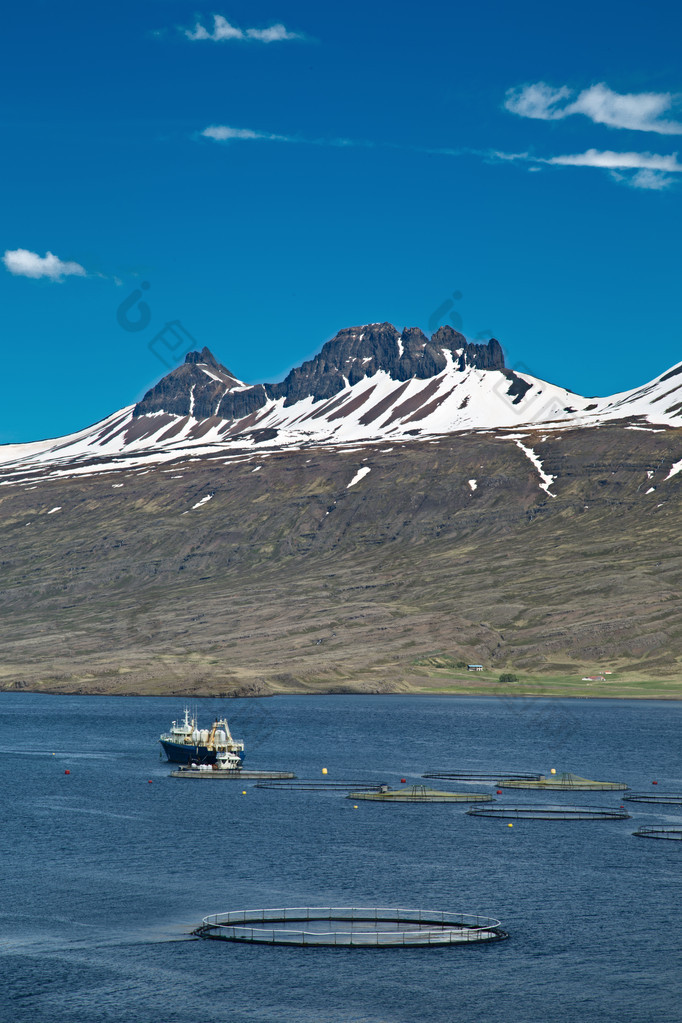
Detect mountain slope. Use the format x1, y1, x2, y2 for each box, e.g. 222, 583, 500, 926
2, 322, 682, 696
1, 419, 682, 694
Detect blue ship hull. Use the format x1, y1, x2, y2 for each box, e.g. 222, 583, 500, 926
160, 740, 245, 765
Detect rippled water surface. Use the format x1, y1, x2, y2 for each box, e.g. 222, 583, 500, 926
1, 693, 680, 1022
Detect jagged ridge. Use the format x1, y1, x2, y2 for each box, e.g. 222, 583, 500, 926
134, 324, 505, 420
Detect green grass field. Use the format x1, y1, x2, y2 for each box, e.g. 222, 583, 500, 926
408, 664, 682, 700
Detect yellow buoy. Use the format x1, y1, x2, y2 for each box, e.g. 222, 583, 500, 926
550, 768, 556, 775
353, 805, 358, 809
322, 768, 328, 775
508, 823, 513, 827
242, 790, 247, 795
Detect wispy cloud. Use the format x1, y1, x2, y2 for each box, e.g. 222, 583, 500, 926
505, 82, 682, 135
185, 15, 300, 43
201, 125, 293, 143
200, 122, 679, 191
498, 148, 682, 189
200, 125, 377, 149
3, 249, 87, 281
546, 148, 682, 171
621, 169, 674, 190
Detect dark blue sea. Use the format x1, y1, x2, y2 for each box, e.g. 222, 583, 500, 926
1, 693, 680, 1023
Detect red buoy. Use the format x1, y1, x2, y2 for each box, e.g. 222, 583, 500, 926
497, 789, 503, 794
652, 780, 658, 785
148, 780, 153, 784
400, 778, 406, 784
64, 770, 70, 775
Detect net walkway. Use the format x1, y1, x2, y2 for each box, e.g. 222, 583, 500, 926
498, 772, 628, 791
255, 779, 385, 791
349, 785, 492, 803
632, 827, 682, 841
624, 792, 682, 805
194, 907, 509, 947
423, 771, 541, 783
467, 803, 631, 820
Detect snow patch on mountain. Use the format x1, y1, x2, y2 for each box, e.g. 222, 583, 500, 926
347, 466, 371, 488
514, 440, 556, 497
192, 493, 214, 509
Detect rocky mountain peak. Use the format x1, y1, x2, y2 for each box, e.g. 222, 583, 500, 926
184, 347, 237, 378
264, 323, 505, 407
135, 347, 243, 419
134, 323, 506, 421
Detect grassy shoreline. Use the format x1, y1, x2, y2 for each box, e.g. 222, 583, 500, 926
2, 671, 681, 700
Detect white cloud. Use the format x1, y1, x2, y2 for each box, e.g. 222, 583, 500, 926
246, 24, 299, 43
186, 15, 243, 41
201, 125, 292, 143
185, 15, 300, 43
2, 249, 87, 281
546, 148, 682, 172
626, 169, 674, 190
495, 147, 680, 190
505, 83, 572, 121
505, 82, 682, 135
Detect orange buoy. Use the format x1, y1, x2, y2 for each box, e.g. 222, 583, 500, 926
497, 789, 502, 794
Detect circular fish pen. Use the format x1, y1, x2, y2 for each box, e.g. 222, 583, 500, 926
498, 773, 628, 791
255, 779, 385, 791
632, 827, 682, 841
624, 792, 682, 805
194, 907, 508, 947
423, 771, 542, 783
349, 785, 493, 803
171, 768, 295, 780
467, 804, 631, 821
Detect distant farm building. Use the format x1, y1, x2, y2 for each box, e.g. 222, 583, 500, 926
467, 664, 484, 672
582, 675, 606, 682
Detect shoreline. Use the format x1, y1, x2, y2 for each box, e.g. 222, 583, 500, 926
2, 682, 681, 701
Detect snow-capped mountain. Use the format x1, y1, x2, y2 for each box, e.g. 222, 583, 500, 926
1, 321, 681, 473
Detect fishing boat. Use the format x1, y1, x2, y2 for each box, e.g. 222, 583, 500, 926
174, 749, 244, 775
159, 708, 245, 765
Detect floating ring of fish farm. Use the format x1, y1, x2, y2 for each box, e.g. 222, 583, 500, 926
624, 792, 682, 805
194, 907, 509, 947
423, 771, 542, 782
466, 804, 631, 820
497, 773, 628, 791
254, 779, 385, 791
348, 785, 493, 802
632, 827, 682, 841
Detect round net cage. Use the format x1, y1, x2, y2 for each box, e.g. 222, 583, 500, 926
423, 771, 542, 783
194, 907, 508, 947
349, 785, 493, 802
632, 827, 682, 841
467, 803, 631, 820
624, 792, 682, 805
498, 773, 628, 791
255, 779, 385, 791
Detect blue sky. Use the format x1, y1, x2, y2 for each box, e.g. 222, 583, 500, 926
2, 0, 681, 442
